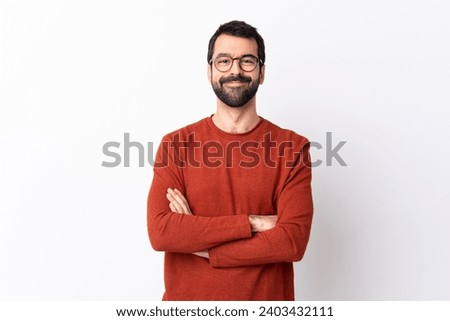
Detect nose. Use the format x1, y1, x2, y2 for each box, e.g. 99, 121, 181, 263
229, 58, 243, 75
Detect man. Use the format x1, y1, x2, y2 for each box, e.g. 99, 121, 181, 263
147, 20, 313, 301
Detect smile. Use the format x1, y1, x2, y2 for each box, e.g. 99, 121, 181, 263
224, 81, 247, 86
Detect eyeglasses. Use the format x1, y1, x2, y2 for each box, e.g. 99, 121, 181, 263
210, 54, 261, 72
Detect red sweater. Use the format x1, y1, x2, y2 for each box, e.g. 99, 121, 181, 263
147, 116, 313, 300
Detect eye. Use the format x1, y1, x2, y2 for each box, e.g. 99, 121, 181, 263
216, 57, 231, 65
241, 57, 256, 65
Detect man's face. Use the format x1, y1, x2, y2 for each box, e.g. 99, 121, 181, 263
208, 34, 265, 108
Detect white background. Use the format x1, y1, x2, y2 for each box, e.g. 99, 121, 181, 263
1, 0, 449, 300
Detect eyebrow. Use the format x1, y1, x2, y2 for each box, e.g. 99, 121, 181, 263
215, 53, 257, 58
215, 53, 231, 58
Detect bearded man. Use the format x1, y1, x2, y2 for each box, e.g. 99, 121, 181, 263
147, 20, 314, 301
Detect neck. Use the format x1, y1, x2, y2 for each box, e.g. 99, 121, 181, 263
213, 98, 260, 134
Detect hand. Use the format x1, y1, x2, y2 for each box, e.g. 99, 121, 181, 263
248, 215, 277, 232
166, 188, 192, 215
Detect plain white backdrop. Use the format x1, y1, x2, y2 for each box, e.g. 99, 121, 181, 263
1, 0, 449, 300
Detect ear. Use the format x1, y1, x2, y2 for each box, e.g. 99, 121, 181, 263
259, 64, 265, 85
207, 63, 212, 84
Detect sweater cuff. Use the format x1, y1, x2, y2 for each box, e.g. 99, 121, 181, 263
209, 214, 252, 267
227, 214, 252, 241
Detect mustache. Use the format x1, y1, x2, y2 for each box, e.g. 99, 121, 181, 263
220, 75, 252, 85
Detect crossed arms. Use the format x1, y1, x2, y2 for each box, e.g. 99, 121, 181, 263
147, 136, 313, 268
165, 187, 277, 258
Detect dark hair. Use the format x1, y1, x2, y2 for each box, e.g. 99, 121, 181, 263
207, 20, 265, 65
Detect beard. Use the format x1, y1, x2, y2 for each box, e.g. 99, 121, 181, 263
211, 74, 260, 108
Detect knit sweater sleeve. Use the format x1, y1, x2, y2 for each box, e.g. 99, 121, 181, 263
147, 136, 252, 253
208, 140, 313, 268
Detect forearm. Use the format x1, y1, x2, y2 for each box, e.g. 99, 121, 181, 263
148, 211, 252, 253
190, 214, 277, 259
208, 220, 312, 267
148, 185, 252, 253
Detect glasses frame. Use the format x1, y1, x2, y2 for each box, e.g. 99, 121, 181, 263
210, 54, 262, 72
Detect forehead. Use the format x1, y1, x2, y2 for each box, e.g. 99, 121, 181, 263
213, 34, 258, 57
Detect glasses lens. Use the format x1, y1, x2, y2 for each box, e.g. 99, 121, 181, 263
214, 56, 232, 72
239, 56, 258, 71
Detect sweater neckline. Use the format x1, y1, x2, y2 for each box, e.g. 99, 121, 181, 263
206, 114, 266, 138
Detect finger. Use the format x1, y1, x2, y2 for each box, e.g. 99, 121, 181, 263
172, 188, 192, 214
168, 189, 191, 214
167, 191, 191, 215
173, 188, 188, 202
166, 193, 183, 213
169, 202, 177, 213
167, 188, 182, 202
